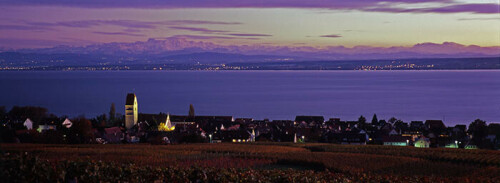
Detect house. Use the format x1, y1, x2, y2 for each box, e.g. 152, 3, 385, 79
215, 130, 251, 142
414, 136, 430, 148
410, 121, 425, 131
380, 123, 394, 135
37, 125, 56, 132
487, 123, 500, 149
227, 124, 240, 131
104, 127, 124, 143
294, 116, 324, 126
425, 120, 446, 131
444, 140, 459, 148
235, 118, 253, 123
401, 130, 422, 142
62, 118, 72, 128
23, 118, 33, 130
37, 120, 57, 132
388, 129, 400, 136
383, 135, 411, 146
339, 133, 367, 145
323, 131, 368, 145
465, 145, 478, 149
328, 118, 341, 123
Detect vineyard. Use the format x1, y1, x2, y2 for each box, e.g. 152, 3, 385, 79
1, 143, 499, 182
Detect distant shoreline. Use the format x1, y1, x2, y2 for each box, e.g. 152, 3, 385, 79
1, 68, 500, 71
1, 55, 498, 71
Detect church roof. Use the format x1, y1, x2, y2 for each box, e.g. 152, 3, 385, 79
126, 93, 136, 105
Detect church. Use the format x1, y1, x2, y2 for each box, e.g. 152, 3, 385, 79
125, 93, 138, 129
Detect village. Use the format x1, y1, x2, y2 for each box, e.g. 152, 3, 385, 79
1, 93, 499, 150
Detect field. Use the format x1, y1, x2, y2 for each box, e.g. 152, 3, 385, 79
1, 143, 499, 182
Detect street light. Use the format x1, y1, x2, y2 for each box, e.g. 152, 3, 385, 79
209, 134, 212, 143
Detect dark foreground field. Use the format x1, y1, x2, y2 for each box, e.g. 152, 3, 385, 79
1, 143, 499, 182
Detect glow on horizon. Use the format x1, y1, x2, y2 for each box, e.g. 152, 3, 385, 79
0, 2, 499, 49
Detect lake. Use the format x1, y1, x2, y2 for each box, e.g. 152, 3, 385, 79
1, 70, 499, 125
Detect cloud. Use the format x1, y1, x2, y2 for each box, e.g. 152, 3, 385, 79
170, 35, 260, 40
457, 17, 500, 21
0, 38, 78, 48
2, 0, 497, 14
168, 26, 229, 34
365, 3, 500, 14
320, 34, 342, 38
21, 19, 243, 30
227, 33, 272, 37
92, 31, 145, 37
166, 20, 242, 25
26, 20, 159, 29
0, 0, 450, 9
0, 24, 53, 31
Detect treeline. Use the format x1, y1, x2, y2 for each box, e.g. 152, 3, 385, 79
0, 105, 124, 144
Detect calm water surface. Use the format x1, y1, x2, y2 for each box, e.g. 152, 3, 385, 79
0, 70, 499, 125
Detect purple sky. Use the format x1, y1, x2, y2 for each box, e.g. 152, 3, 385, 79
0, 0, 498, 56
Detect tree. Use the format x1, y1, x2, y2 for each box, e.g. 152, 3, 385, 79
0, 106, 6, 117
69, 117, 94, 144
371, 114, 378, 125
189, 104, 195, 117
468, 119, 488, 148
8, 106, 48, 122
94, 113, 107, 127
109, 103, 116, 121
358, 115, 366, 124
0, 106, 7, 124
388, 117, 398, 125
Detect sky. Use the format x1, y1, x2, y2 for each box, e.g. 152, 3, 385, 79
0, 0, 499, 52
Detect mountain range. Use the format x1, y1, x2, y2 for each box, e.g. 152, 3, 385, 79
1, 37, 499, 67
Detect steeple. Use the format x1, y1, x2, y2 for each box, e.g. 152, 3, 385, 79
125, 93, 138, 129
158, 113, 175, 131
188, 104, 195, 117
165, 113, 173, 129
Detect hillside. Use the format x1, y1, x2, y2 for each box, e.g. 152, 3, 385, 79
1, 143, 499, 182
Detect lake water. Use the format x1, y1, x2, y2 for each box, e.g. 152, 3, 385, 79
1, 70, 499, 125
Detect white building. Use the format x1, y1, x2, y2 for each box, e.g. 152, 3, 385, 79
125, 93, 138, 129
24, 118, 33, 130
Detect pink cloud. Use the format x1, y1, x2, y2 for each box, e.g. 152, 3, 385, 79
168, 26, 229, 34
92, 31, 145, 37
167, 20, 242, 25
170, 35, 260, 40
13, 19, 242, 30
320, 34, 342, 38
227, 34, 272, 37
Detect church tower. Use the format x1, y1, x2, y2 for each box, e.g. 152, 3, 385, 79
125, 93, 138, 129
